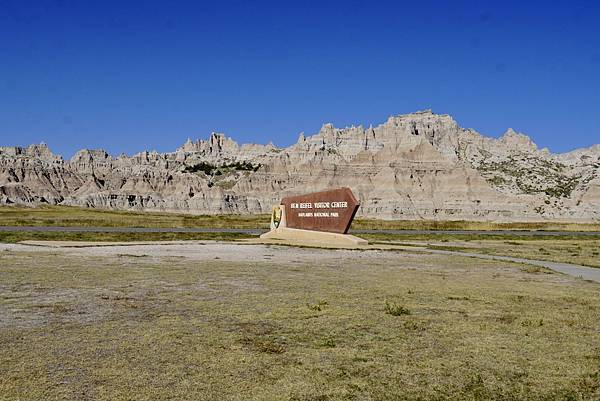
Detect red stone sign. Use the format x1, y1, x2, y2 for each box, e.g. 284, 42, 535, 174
280, 187, 360, 234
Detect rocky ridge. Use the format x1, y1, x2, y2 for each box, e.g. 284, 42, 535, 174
1, 110, 598, 221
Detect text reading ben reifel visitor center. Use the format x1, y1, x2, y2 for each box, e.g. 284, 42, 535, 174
290, 201, 349, 218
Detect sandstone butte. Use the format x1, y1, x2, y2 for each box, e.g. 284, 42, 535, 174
1, 110, 599, 222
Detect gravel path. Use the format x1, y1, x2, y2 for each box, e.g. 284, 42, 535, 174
0, 241, 400, 265
418, 248, 600, 283
1, 240, 598, 283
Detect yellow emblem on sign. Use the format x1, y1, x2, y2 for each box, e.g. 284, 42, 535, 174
271, 205, 282, 229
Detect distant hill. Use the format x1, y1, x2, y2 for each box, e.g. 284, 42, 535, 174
1, 110, 599, 221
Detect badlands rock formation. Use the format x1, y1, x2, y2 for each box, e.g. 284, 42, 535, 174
1, 110, 598, 221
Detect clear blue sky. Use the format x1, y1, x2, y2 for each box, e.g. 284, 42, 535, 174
1, 0, 598, 157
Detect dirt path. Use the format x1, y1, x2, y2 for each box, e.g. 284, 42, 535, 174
414, 248, 600, 283
2, 240, 598, 283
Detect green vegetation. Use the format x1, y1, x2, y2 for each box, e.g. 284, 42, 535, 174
222, 160, 262, 172
306, 300, 328, 312
0, 205, 270, 229
183, 161, 261, 176
485, 175, 507, 186
0, 247, 598, 399
544, 176, 581, 198
1, 206, 599, 269
182, 161, 262, 190
515, 178, 540, 195
363, 233, 600, 269
432, 238, 600, 269
183, 161, 217, 175
3, 205, 600, 232
0, 231, 253, 244
477, 157, 583, 199
384, 300, 410, 316
353, 218, 600, 232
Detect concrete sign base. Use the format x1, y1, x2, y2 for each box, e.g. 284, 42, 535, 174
260, 226, 368, 247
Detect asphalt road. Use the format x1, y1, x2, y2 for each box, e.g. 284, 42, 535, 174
1, 226, 600, 236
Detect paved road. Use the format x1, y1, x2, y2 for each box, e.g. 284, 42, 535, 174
1, 226, 600, 236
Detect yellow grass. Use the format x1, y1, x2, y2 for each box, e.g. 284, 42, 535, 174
1, 204, 599, 231
0, 246, 598, 400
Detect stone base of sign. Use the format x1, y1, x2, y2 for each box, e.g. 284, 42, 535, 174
259, 227, 368, 247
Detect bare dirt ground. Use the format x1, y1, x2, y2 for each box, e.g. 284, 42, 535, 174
1, 241, 599, 400
0, 241, 399, 264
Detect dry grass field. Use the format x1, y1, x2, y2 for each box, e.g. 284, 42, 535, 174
0, 242, 598, 400
430, 238, 600, 269
363, 234, 600, 269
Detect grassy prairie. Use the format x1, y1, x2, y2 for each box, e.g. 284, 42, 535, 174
363, 233, 600, 269
1, 205, 600, 231
1, 204, 598, 269
0, 231, 253, 243
0, 245, 598, 400
429, 239, 600, 269
354, 218, 600, 232
0, 205, 270, 229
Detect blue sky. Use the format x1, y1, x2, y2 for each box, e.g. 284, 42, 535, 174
1, 0, 599, 157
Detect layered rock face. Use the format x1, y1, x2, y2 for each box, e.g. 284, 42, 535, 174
1, 111, 598, 221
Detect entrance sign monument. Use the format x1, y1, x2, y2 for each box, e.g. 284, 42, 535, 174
260, 187, 368, 246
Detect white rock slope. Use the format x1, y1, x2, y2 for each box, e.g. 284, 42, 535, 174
1, 111, 598, 221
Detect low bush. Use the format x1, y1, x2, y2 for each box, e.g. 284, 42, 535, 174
384, 301, 410, 316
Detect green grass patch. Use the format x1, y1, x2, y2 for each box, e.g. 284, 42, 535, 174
352, 218, 600, 231
363, 233, 600, 269
0, 205, 269, 229
384, 300, 411, 316
0, 231, 253, 243
2, 205, 600, 232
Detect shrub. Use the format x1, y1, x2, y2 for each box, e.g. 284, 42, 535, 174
487, 176, 506, 186
183, 162, 216, 175
320, 336, 336, 348
222, 161, 261, 171
384, 301, 410, 316
306, 300, 328, 311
